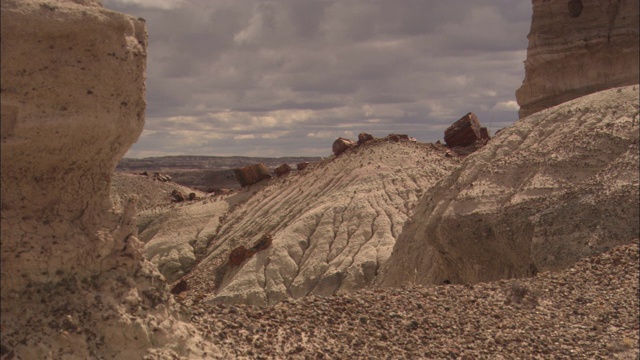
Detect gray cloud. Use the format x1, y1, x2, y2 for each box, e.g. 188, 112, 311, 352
103, 0, 532, 158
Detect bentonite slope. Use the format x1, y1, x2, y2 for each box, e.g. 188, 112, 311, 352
380, 85, 639, 288
111, 173, 259, 283
191, 243, 639, 359
516, 0, 639, 118
0, 1, 219, 358
182, 138, 461, 306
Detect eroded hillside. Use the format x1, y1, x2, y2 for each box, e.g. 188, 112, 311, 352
181, 138, 461, 305
380, 85, 640, 288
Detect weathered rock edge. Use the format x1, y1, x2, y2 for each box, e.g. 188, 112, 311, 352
380, 85, 639, 288
516, 0, 639, 118
0, 1, 218, 358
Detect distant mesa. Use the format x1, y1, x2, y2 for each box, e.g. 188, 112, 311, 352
233, 163, 272, 187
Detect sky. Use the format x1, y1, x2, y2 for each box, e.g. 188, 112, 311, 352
102, 0, 532, 158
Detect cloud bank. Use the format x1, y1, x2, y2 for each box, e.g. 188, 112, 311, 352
103, 0, 532, 158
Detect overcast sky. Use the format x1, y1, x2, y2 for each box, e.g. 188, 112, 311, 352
103, 0, 532, 158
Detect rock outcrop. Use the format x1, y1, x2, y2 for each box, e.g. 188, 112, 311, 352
233, 163, 272, 187
516, 0, 639, 118
274, 163, 292, 177
182, 139, 460, 306
380, 86, 639, 288
444, 112, 483, 147
332, 137, 356, 156
358, 132, 374, 144
0, 1, 218, 358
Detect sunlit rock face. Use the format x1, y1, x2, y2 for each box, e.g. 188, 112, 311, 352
516, 0, 639, 118
0, 1, 218, 358
1, 0, 147, 292
380, 86, 639, 288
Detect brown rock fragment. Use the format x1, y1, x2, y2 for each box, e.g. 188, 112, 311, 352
233, 163, 272, 187
387, 134, 410, 142
274, 163, 292, 177
250, 234, 273, 253
444, 112, 482, 147
358, 132, 374, 144
229, 246, 250, 267
170, 279, 189, 295
480, 127, 490, 140
332, 137, 356, 156
297, 162, 310, 171
171, 189, 185, 202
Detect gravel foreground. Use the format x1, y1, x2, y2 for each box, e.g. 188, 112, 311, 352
186, 243, 639, 359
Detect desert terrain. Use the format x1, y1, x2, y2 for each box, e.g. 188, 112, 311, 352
1, 0, 638, 359
116, 155, 321, 191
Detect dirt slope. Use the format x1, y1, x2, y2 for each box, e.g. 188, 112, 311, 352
182, 138, 461, 305
380, 85, 639, 288
190, 243, 639, 359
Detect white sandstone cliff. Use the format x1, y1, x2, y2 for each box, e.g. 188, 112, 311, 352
516, 0, 639, 118
0, 1, 218, 358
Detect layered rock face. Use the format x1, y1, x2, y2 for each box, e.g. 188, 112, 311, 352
380, 86, 639, 287
516, 0, 639, 118
183, 139, 460, 306
1, 1, 217, 358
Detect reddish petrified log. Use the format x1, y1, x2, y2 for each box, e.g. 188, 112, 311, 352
387, 134, 409, 142
480, 127, 491, 140
233, 163, 272, 187
274, 163, 292, 177
444, 112, 482, 147
332, 137, 356, 156
358, 132, 374, 144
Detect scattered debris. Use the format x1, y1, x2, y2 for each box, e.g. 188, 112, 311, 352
228, 234, 274, 267
170, 279, 189, 295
